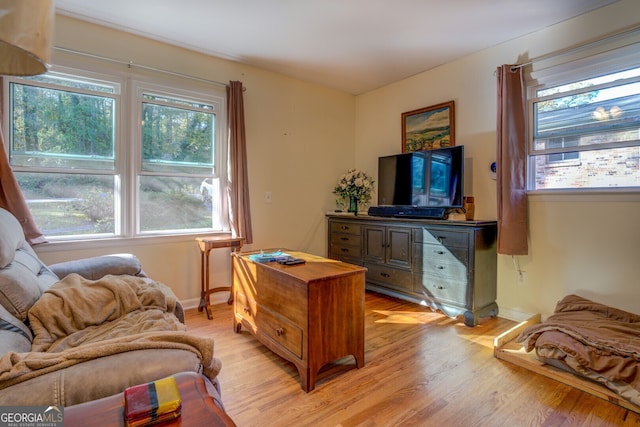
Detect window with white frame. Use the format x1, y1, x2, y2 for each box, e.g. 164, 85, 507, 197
526, 33, 640, 192
2, 66, 227, 239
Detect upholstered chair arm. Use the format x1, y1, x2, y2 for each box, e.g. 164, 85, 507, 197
48, 253, 147, 280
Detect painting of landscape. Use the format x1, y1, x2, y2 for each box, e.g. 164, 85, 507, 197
402, 101, 455, 152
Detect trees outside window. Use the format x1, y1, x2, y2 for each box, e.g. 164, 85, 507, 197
3, 68, 227, 239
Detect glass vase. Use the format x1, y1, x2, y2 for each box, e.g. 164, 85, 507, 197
348, 195, 358, 214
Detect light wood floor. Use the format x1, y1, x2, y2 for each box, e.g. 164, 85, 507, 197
185, 292, 640, 427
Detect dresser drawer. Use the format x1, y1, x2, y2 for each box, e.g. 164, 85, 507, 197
365, 263, 412, 292
330, 221, 362, 236
414, 273, 468, 306
330, 232, 361, 247
329, 243, 362, 262
412, 243, 469, 280
413, 227, 469, 248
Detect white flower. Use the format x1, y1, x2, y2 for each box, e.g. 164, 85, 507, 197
332, 168, 375, 206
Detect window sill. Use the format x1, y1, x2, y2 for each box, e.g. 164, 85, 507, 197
528, 189, 640, 203
34, 232, 233, 254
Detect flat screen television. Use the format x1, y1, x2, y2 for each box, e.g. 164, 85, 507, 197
370, 145, 464, 219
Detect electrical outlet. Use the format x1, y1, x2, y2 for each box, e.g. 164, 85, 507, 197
517, 270, 526, 285
264, 191, 272, 204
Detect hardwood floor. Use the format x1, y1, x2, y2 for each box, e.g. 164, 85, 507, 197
184, 292, 640, 427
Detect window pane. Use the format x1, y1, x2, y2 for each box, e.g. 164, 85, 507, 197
24, 74, 116, 94
17, 172, 116, 236
534, 83, 640, 142
10, 82, 115, 170
529, 146, 640, 190
536, 67, 640, 97
139, 176, 220, 232
141, 102, 214, 174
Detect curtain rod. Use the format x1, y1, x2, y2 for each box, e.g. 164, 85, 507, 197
510, 24, 640, 71
53, 46, 245, 91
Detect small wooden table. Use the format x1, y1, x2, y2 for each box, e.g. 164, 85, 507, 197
64, 372, 236, 426
196, 236, 244, 319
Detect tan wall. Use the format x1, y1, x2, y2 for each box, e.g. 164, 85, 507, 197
37, 3, 640, 318
354, 0, 640, 319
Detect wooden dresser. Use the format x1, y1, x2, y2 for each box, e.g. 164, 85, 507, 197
231, 250, 366, 392
328, 214, 498, 326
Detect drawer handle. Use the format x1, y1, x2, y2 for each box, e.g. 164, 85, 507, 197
380, 272, 390, 278
436, 285, 445, 290
276, 327, 285, 336
436, 236, 446, 243
340, 226, 350, 231
243, 307, 251, 314
340, 237, 349, 241
437, 266, 446, 270
340, 248, 349, 253
434, 250, 445, 255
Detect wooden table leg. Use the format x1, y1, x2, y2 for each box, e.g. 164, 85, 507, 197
196, 236, 244, 320
198, 248, 213, 320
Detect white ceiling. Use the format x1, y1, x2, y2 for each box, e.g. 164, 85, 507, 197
55, 0, 620, 95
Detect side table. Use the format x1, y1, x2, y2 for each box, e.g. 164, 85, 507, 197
64, 372, 236, 426
196, 236, 244, 319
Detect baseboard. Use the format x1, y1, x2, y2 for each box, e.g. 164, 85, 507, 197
496, 306, 536, 323
181, 292, 231, 310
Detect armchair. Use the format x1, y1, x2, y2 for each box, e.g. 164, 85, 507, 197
0, 208, 219, 407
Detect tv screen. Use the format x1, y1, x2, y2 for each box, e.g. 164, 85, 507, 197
377, 145, 464, 209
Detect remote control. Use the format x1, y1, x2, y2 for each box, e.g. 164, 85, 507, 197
278, 257, 305, 265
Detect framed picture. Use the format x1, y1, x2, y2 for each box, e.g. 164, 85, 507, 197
401, 100, 455, 152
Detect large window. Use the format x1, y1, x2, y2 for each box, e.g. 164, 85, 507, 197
3, 66, 227, 239
526, 32, 640, 193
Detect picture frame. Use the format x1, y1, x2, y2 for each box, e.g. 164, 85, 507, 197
401, 100, 455, 152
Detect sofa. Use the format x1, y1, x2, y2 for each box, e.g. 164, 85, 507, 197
0, 207, 223, 408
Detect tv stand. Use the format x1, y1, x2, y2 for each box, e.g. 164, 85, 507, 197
327, 214, 498, 326
368, 206, 448, 220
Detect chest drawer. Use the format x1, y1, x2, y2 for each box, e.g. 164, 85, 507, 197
235, 291, 303, 359
257, 306, 303, 359
365, 263, 412, 292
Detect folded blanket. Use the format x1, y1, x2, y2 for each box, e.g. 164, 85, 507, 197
517, 294, 640, 406
0, 274, 221, 390
28, 273, 181, 352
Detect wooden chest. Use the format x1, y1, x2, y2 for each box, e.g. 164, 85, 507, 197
232, 250, 366, 392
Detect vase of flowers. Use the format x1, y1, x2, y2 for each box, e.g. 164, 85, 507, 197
333, 169, 375, 215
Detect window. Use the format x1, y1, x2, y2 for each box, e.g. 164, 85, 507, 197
528, 67, 640, 191
526, 33, 640, 192
3, 66, 227, 239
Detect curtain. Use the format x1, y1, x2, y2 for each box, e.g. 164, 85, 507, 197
226, 80, 253, 244
496, 65, 528, 255
0, 79, 47, 245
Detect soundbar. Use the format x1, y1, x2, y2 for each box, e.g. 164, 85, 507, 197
367, 206, 448, 220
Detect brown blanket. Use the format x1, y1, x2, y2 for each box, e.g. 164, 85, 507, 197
0, 274, 221, 390
517, 294, 640, 406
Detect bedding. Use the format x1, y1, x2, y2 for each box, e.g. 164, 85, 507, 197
517, 294, 640, 407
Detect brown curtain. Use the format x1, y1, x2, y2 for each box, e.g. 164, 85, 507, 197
0, 79, 47, 245
226, 81, 253, 244
496, 65, 528, 255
